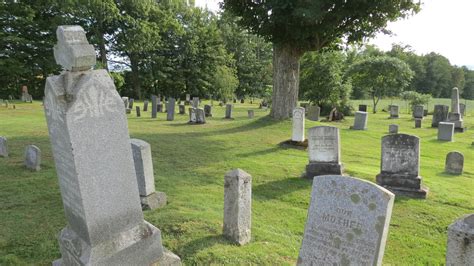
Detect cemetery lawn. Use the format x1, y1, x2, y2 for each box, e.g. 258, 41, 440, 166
1, 99, 473, 265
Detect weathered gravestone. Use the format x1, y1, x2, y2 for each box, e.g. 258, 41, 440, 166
291, 107, 305, 142
247, 110, 254, 119
44, 25, 178, 265
389, 105, 399, 119
167, 98, 175, 121
128, 98, 134, 109
143, 100, 148, 112
350, 111, 368, 130
446, 213, 474, 266
358, 104, 368, 112
135, 106, 141, 117
445, 151, 464, 175
432, 105, 449, 127
225, 104, 233, 119
192, 97, 199, 108
178, 104, 185, 114
188, 107, 197, 123
157, 103, 164, 113
204, 104, 212, 117
185, 94, 190, 104
304, 126, 343, 178
130, 139, 167, 210
121, 97, 129, 109
126, 108, 131, 114
0, 136, 8, 157
389, 124, 398, 134
307, 105, 320, 121
223, 169, 252, 245
448, 87, 465, 132
438, 122, 455, 141
196, 108, 206, 124
376, 134, 428, 198
414, 118, 422, 128
297, 175, 394, 266
413, 105, 424, 119
151, 95, 158, 119
460, 103, 466, 117
24, 145, 41, 171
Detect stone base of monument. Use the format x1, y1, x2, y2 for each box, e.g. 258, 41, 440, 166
152, 248, 182, 266
53, 221, 179, 265
304, 162, 343, 179
349, 125, 367, 130
389, 115, 399, 119
454, 126, 467, 132
141, 191, 167, 210
376, 173, 428, 199
279, 139, 308, 150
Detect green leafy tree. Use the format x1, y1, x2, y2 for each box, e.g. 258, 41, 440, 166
462, 67, 474, 100
222, 0, 420, 119
419, 52, 453, 98
346, 56, 413, 113
212, 65, 239, 102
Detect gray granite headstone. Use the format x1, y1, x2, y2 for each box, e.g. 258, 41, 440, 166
45, 25, 178, 265
438, 122, 455, 141
459, 103, 466, 117
446, 214, 474, 266
24, 145, 41, 171
413, 105, 424, 119
189, 107, 197, 123
292, 107, 305, 142
157, 103, 163, 113
223, 169, 252, 245
225, 104, 233, 119
204, 104, 212, 117
179, 104, 185, 114
445, 151, 464, 175
0, 136, 8, 157
167, 98, 175, 121
350, 111, 368, 130
130, 139, 167, 210
192, 97, 199, 108
122, 97, 129, 110
128, 98, 134, 109
414, 118, 422, 128
151, 95, 157, 119
389, 124, 398, 134
196, 108, 206, 124
185, 94, 190, 102
389, 105, 399, 119
376, 134, 428, 198
305, 126, 343, 178
298, 175, 394, 266
432, 105, 449, 127
448, 87, 465, 131
247, 110, 254, 118
135, 106, 141, 117
143, 100, 148, 112
53, 25, 96, 71
307, 105, 320, 121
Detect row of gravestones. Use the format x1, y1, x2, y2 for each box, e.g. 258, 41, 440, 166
0, 138, 41, 171
0, 99, 16, 109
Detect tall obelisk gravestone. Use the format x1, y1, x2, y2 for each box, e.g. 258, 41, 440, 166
44, 26, 179, 265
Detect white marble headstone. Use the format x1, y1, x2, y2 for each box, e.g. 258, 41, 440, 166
292, 107, 305, 142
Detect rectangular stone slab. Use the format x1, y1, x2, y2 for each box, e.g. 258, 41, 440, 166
298, 175, 394, 266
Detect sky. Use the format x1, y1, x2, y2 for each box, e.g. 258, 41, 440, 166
194, 0, 474, 68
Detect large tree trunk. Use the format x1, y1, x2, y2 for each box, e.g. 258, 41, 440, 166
129, 53, 142, 100
98, 37, 108, 71
270, 44, 302, 119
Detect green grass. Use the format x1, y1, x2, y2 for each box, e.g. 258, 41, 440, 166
0, 99, 473, 265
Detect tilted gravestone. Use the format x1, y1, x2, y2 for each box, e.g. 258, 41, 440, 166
166, 98, 175, 121
305, 126, 343, 178
376, 134, 428, 198
196, 108, 206, 124
223, 169, 252, 245
389, 105, 399, 119
143, 100, 148, 112
445, 151, 464, 175
297, 175, 394, 266
24, 145, 41, 171
446, 214, 474, 266
438, 122, 455, 141
151, 95, 157, 118
247, 110, 254, 119
0, 136, 8, 157
204, 104, 212, 117
389, 124, 398, 134
413, 105, 424, 119
448, 87, 465, 132
130, 139, 167, 210
179, 104, 185, 114
432, 105, 449, 127
135, 106, 141, 117
225, 104, 233, 119
291, 107, 305, 142
307, 105, 320, 121
44, 25, 179, 265
350, 111, 368, 130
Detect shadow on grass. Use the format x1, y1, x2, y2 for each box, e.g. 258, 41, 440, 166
236, 146, 281, 158
178, 235, 233, 259
253, 177, 310, 201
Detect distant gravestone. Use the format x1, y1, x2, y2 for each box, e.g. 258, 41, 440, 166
446, 214, 474, 266
389, 124, 398, 134
305, 126, 343, 178
24, 145, 41, 171
423, 109, 428, 117
122, 97, 129, 109
179, 104, 185, 114
413, 105, 424, 119
247, 110, 254, 119
291, 107, 305, 142
143, 100, 148, 112
135, 106, 141, 117
204, 104, 212, 117
414, 118, 422, 128
189, 108, 197, 123
358, 104, 368, 112
167, 98, 175, 121
196, 108, 206, 124
350, 111, 368, 130
445, 151, 464, 175
128, 98, 134, 109
307, 106, 320, 121
0, 136, 8, 157
185, 94, 190, 103
376, 134, 428, 198
126, 108, 131, 114
225, 104, 233, 119
151, 95, 157, 118
438, 122, 455, 141
459, 103, 466, 117
432, 105, 449, 127
45, 25, 177, 265
448, 87, 465, 131
157, 103, 163, 113
223, 169, 252, 245
130, 139, 167, 210
192, 97, 199, 108
389, 105, 399, 119
297, 175, 394, 266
